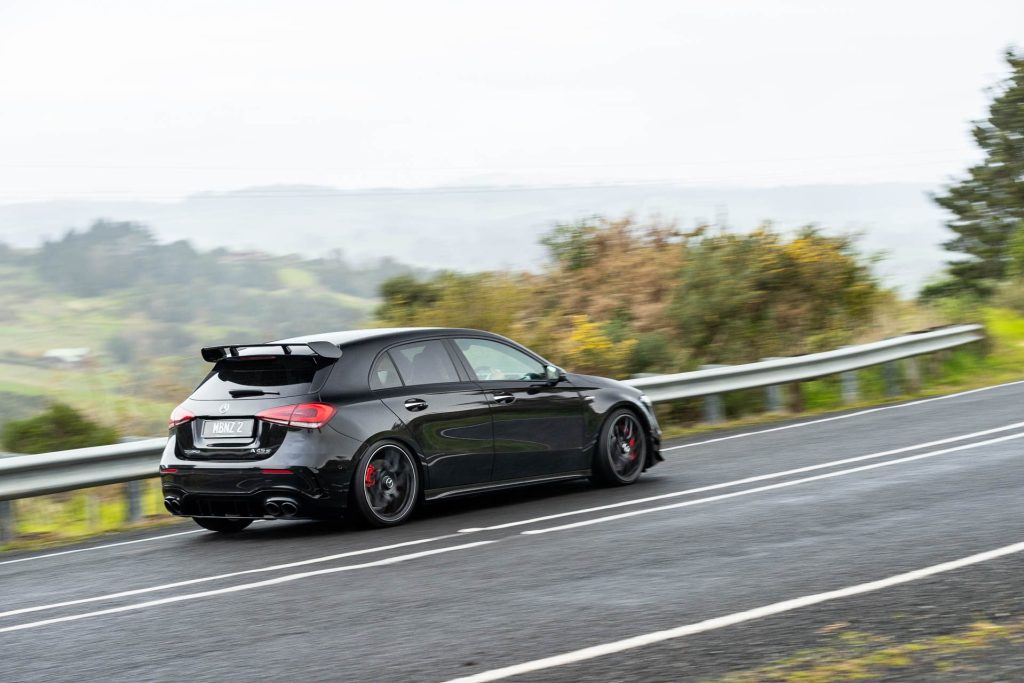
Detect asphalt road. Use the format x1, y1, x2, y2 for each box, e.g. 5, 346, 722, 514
2, 381, 1023, 682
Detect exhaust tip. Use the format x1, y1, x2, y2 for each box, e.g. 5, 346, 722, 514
164, 497, 181, 514
264, 501, 281, 517
279, 501, 298, 517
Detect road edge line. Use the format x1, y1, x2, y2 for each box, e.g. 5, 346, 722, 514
443, 540, 1024, 683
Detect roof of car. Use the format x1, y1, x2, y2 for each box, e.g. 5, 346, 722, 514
271, 327, 498, 347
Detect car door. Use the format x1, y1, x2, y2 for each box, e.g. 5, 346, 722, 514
372, 340, 494, 492
450, 337, 586, 480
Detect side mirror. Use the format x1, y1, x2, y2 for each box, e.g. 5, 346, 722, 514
545, 365, 564, 384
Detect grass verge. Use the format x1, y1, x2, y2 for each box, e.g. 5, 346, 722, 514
710, 618, 1024, 682
1, 480, 187, 553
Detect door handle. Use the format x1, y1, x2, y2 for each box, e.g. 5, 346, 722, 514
492, 392, 515, 405
404, 398, 428, 412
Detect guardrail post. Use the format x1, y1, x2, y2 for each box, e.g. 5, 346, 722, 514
700, 365, 726, 424
841, 370, 860, 404
903, 356, 921, 393
786, 382, 804, 413
883, 361, 901, 397
125, 480, 143, 523
85, 492, 100, 530
702, 394, 724, 424
762, 357, 783, 412
0, 500, 15, 544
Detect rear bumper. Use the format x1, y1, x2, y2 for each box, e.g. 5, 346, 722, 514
160, 467, 350, 520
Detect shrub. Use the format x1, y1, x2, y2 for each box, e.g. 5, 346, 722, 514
1, 403, 119, 454
376, 217, 881, 378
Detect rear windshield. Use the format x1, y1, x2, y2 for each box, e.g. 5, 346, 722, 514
191, 356, 331, 400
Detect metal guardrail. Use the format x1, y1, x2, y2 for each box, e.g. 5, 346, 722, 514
0, 324, 984, 503
626, 324, 984, 401
0, 438, 166, 501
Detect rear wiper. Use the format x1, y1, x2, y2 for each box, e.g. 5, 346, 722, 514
228, 389, 281, 397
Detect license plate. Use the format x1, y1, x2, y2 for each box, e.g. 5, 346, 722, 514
201, 419, 255, 439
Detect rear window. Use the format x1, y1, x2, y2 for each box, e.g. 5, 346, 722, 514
389, 341, 460, 386
369, 353, 403, 389
191, 356, 330, 399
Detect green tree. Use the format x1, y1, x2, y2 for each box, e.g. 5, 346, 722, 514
375, 274, 441, 324
1008, 223, 1024, 277
375, 218, 879, 377
669, 227, 877, 363
540, 219, 601, 270
934, 50, 1024, 293
562, 315, 637, 377
1, 403, 118, 454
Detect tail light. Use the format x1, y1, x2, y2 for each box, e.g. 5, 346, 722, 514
256, 403, 336, 429
168, 404, 195, 429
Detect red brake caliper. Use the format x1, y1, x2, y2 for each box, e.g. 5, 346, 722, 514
364, 464, 377, 487
626, 421, 637, 460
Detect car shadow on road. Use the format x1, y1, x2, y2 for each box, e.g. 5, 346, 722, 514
190, 474, 667, 544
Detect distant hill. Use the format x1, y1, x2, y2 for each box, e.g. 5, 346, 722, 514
0, 223, 425, 434
0, 182, 951, 293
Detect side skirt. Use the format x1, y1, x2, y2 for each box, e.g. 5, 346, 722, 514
424, 470, 591, 501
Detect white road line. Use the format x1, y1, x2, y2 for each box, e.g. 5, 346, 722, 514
663, 379, 1024, 451
0, 533, 459, 620
0, 540, 495, 633
522, 431, 1024, 535
443, 540, 1024, 683
0, 529, 204, 567
458, 421, 1024, 534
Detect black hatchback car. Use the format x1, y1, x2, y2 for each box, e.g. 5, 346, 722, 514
160, 327, 662, 531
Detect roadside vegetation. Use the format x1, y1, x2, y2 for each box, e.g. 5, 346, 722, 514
2, 481, 183, 552
712, 618, 1024, 682
1, 403, 117, 454
377, 221, 884, 378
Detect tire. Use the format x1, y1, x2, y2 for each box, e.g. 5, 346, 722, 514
591, 408, 647, 486
350, 440, 421, 527
193, 517, 253, 533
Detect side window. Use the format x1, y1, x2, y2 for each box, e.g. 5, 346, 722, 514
389, 341, 460, 386
455, 338, 545, 381
369, 353, 403, 389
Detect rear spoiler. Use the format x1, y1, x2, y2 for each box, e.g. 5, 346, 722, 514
200, 341, 343, 363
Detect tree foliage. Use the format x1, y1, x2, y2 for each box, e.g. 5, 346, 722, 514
562, 315, 637, 377
540, 220, 602, 271
1, 403, 118, 454
934, 50, 1024, 293
670, 227, 877, 362
24, 219, 421, 346
376, 218, 880, 377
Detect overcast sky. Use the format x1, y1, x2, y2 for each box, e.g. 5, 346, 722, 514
0, 0, 1021, 202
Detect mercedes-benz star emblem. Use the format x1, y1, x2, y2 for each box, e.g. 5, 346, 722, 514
218, 403, 230, 414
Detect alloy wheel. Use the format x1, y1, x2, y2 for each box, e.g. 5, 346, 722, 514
607, 412, 644, 480
362, 444, 418, 523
